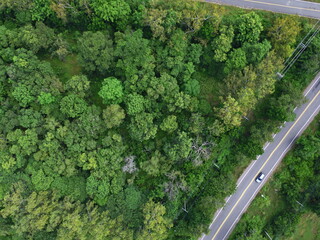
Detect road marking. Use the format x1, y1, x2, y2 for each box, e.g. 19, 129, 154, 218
244, 0, 320, 12
211, 90, 320, 240
223, 76, 318, 203
304, 75, 320, 96
210, 195, 233, 228
263, 142, 270, 150
237, 160, 256, 187
221, 102, 320, 240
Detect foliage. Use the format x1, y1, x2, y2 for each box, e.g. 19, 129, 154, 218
98, 77, 124, 104
77, 31, 114, 74
0, 2, 314, 240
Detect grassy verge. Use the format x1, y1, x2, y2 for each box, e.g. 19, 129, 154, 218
287, 212, 320, 240
229, 167, 286, 239
304, 0, 320, 3
230, 112, 320, 239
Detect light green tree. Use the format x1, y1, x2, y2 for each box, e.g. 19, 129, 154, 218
98, 77, 124, 104
215, 95, 242, 129
138, 199, 173, 240
160, 115, 178, 133
102, 104, 125, 129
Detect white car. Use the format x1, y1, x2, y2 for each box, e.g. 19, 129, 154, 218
255, 172, 265, 183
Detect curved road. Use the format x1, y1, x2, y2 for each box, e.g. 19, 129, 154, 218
206, 0, 320, 19
201, 73, 320, 240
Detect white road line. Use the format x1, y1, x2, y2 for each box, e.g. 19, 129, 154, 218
263, 142, 270, 150
237, 161, 256, 187
210, 209, 223, 228
233, 76, 319, 190
304, 76, 320, 96
221, 101, 320, 240
210, 195, 233, 228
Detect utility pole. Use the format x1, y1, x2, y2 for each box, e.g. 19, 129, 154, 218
265, 231, 272, 240
296, 200, 304, 207
182, 201, 188, 213
279, 20, 320, 77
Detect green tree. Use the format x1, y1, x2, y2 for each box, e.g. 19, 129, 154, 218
38, 92, 55, 105
30, 0, 53, 21
31, 169, 53, 191
125, 93, 146, 115
243, 40, 272, 64
215, 95, 242, 129
124, 186, 142, 210
98, 77, 124, 104
141, 150, 168, 176
212, 25, 234, 62
12, 84, 35, 107
266, 94, 296, 122
236, 12, 263, 44
77, 31, 114, 73
268, 16, 301, 58
60, 94, 87, 118
0, 0, 32, 11
129, 113, 158, 142
224, 48, 247, 74
160, 115, 178, 133
102, 104, 126, 129
114, 29, 155, 91
17, 22, 55, 53
138, 199, 173, 240
65, 75, 90, 95
90, 0, 131, 23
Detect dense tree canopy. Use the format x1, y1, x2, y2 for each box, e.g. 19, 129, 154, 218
0, 0, 318, 239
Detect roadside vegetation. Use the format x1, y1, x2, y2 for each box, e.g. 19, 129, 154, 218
0, 0, 319, 239
230, 114, 320, 240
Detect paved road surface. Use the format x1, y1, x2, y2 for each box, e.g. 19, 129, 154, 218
206, 0, 320, 19
200, 73, 320, 240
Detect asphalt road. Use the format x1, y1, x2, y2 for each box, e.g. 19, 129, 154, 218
200, 73, 320, 240
206, 0, 320, 19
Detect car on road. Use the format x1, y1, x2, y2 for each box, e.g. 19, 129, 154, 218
255, 172, 265, 183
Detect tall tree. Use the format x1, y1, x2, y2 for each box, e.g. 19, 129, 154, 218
138, 199, 173, 240
77, 31, 114, 73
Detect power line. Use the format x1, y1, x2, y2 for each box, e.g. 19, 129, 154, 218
278, 20, 320, 78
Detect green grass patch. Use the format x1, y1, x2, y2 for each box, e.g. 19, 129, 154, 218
287, 212, 320, 240
195, 71, 221, 107
304, 0, 320, 3
230, 173, 286, 239
43, 54, 82, 83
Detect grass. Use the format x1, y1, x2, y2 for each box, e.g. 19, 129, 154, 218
287, 212, 320, 240
42, 54, 82, 83
304, 0, 320, 3
195, 71, 221, 107
229, 169, 286, 239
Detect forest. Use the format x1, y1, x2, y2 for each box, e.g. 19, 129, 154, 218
0, 0, 319, 239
